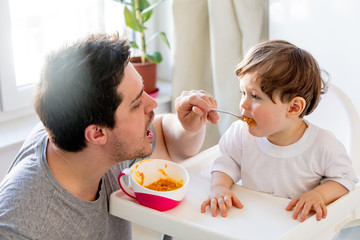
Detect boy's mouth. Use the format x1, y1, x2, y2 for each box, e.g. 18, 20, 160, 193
242, 116, 257, 127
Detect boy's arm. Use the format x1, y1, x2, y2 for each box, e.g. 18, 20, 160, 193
286, 180, 349, 222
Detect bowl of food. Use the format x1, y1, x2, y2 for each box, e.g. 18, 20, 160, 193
118, 159, 189, 211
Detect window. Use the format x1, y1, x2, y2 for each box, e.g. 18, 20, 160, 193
0, 0, 126, 120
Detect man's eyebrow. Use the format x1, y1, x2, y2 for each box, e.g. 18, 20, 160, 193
130, 86, 144, 105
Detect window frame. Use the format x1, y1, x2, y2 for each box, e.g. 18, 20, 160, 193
0, 0, 34, 113
0, 0, 110, 121
0, 0, 170, 122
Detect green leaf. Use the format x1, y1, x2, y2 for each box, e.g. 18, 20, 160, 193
129, 41, 139, 49
138, 0, 152, 23
141, 0, 165, 15
124, 6, 143, 32
147, 32, 170, 49
159, 32, 170, 49
142, 10, 153, 23
137, 0, 150, 11
145, 51, 162, 64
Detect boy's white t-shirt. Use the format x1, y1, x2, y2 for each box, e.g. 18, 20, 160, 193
212, 120, 358, 199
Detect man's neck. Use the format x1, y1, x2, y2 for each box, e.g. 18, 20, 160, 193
46, 141, 111, 201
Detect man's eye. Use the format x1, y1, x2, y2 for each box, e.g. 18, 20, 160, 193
133, 101, 143, 109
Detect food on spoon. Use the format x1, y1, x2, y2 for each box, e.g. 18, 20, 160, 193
242, 117, 257, 127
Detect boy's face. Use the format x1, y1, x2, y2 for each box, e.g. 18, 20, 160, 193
239, 73, 292, 141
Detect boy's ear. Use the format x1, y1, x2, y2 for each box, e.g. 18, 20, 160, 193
84, 124, 107, 145
287, 96, 306, 118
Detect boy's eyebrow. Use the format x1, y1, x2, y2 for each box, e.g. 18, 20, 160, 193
130, 86, 144, 105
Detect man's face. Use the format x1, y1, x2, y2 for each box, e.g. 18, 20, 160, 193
107, 63, 158, 162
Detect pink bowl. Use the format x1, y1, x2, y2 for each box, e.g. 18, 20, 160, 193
118, 159, 189, 211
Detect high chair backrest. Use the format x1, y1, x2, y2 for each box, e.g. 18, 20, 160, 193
305, 83, 360, 174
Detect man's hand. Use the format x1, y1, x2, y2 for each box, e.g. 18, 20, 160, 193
175, 90, 219, 133
155, 90, 219, 160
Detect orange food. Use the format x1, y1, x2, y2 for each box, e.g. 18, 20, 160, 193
134, 171, 145, 185
145, 178, 183, 191
158, 169, 168, 176
242, 117, 257, 127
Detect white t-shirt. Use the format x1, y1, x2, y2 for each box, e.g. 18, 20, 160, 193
212, 120, 358, 199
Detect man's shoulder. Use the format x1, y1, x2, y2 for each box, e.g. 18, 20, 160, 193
8, 122, 47, 170
23, 122, 48, 146
0, 121, 51, 218
0, 164, 54, 239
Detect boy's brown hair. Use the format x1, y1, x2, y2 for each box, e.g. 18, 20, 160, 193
235, 40, 327, 117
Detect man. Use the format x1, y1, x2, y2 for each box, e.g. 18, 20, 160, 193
0, 33, 219, 239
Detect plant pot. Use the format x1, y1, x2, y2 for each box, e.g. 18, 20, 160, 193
130, 56, 158, 95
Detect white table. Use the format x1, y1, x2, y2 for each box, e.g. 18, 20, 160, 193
110, 145, 360, 240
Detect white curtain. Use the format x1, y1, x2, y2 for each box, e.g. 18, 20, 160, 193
172, 0, 268, 149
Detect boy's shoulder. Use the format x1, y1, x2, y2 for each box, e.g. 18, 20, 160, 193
306, 120, 346, 152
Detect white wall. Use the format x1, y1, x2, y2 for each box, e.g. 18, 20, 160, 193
269, 0, 360, 116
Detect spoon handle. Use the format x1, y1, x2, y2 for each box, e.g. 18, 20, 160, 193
211, 109, 243, 119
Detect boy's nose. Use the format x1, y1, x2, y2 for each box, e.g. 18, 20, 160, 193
240, 98, 249, 111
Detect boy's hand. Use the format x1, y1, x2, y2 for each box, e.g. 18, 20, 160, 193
285, 189, 327, 222
201, 185, 243, 217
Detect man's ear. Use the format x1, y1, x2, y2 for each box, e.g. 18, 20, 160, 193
287, 96, 306, 118
84, 124, 107, 145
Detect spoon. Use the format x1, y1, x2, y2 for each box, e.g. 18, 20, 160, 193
211, 108, 257, 127
211, 108, 244, 120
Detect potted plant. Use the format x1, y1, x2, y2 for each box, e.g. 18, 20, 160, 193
113, 0, 170, 95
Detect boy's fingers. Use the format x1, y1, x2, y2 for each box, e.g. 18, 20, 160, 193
292, 201, 304, 220
285, 198, 298, 211
299, 203, 311, 222
233, 196, 244, 209
223, 195, 233, 208
200, 199, 210, 213
322, 204, 327, 218
210, 198, 218, 217
217, 197, 228, 217
313, 204, 323, 221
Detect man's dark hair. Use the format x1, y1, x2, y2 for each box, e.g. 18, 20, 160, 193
34, 33, 131, 152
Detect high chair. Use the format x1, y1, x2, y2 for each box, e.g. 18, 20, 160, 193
304, 83, 360, 239
306, 83, 360, 174
109, 83, 360, 240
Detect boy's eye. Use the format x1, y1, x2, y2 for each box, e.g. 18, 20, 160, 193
252, 94, 260, 100
240, 91, 246, 97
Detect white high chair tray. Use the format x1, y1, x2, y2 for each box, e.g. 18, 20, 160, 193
110, 145, 360, 240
